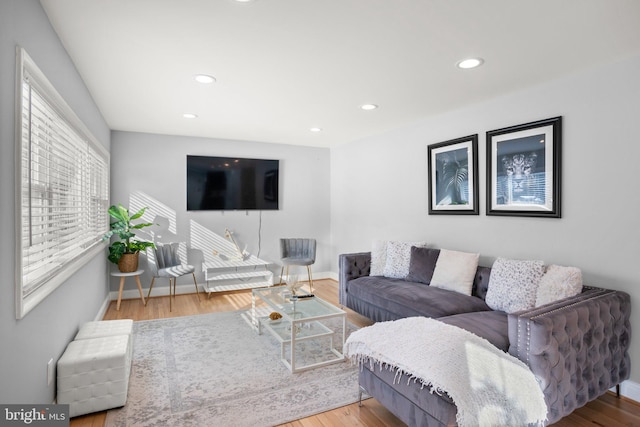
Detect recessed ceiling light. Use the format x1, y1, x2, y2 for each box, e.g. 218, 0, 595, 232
310, 127, 322, 132
457, 58, 484, 69
194, 74, 216, 84
360, 104, 378, 111
183, 113, 198, 119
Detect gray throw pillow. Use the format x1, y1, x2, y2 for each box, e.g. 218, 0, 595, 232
406, 247, 440, 284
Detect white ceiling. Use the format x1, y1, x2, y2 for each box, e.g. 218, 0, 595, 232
40, 0, 640, 148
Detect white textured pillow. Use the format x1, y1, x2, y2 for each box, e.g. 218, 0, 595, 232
429, 249, 480, 295
369, 240, 387, 276
485, 258, 545, 314
535, 265, 582, 307
383, 241, 427, 279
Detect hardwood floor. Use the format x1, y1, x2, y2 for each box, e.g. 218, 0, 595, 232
71, 279, 640, 427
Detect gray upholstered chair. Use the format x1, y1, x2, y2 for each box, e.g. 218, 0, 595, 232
279, 238, 316, 292
146, 242, 200, 311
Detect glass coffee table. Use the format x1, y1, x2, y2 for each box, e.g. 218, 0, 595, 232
251, 287, 347, 373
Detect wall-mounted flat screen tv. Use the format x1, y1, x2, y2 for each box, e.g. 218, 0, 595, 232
186, 155, 279, 211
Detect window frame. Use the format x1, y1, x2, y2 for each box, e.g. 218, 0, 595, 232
14, 47, 110, 319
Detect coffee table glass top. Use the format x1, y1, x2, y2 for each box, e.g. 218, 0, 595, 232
252, 287, 344, 320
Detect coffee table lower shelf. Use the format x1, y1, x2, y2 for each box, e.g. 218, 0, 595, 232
257, 315, 346, 373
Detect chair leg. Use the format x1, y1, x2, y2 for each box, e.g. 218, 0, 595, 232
173, 277, 177, 304
169, 278, 174, 312
145, 277, 156, 305
280, 266, 290, 285
307, 265, 314, 293
192, 273, 201, 301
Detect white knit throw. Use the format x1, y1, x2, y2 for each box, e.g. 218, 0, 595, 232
345, 317, 547, 427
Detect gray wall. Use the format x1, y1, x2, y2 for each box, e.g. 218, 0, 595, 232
0, 0, 111, 403
109, 131, 330, 293
330, 54, 640, 384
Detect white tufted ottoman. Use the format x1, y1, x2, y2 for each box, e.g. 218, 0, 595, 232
57, 334, 132, 417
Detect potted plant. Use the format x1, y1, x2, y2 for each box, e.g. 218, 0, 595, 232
102, 204, 155, 272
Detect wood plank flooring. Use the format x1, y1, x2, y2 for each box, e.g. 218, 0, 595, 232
70, 279, 639, 427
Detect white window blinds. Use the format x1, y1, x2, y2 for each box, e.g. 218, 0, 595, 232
16, 48, 110, 319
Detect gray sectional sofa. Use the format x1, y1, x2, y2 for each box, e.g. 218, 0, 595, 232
339, 250, 631, 426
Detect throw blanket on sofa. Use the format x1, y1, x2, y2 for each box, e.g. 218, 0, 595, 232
345, 317, 547, 427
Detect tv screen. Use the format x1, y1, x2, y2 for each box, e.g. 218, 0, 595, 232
187, 155, 279, 211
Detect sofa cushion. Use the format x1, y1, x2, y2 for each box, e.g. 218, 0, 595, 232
535, 265, 582, 307
429, 249, 480, 295
383, 241, 427, 279
438, 311, 509, 352
347, 276, 491, 319
485, 258, 544, 313
406, 247, 440, 284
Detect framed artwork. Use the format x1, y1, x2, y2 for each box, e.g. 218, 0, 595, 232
486, 116, 562, 217
428, 134, 479, 215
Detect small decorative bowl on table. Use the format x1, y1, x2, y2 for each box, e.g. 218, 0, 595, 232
268, 311, 283, 324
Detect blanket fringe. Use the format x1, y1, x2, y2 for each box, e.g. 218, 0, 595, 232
348, 353, 445, 395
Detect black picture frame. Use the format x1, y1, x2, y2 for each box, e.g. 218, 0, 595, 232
486, 117, 562, 218
428, 134, 479, 215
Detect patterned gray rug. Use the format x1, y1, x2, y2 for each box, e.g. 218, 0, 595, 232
105, 310, 360, 426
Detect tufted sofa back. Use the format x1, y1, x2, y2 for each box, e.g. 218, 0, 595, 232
471, 266, 492, 300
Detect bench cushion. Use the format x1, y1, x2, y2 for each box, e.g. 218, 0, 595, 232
74, 319, 133, 341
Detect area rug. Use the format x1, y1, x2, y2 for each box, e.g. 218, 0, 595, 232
105, 311, 360, 427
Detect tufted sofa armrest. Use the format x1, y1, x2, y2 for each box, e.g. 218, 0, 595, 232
338, 252, 371, 306
508, 287, 631, 424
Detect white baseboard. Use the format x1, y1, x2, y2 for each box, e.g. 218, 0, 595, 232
613, 379, 640, 403
94, 294, 111, 321
324, 271, 339, 281
110, 284, 185, 301
271, 270, 337, 284
110, 271, 337, 301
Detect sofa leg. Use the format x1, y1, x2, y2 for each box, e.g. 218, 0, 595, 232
616, 384, 621, 398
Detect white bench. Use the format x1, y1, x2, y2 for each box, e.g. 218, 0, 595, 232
57, 320, 134, 417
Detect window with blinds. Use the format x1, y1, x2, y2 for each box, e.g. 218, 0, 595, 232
15, 48, 110, 319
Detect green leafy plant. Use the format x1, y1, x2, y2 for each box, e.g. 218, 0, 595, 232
102, 204, 155, 264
